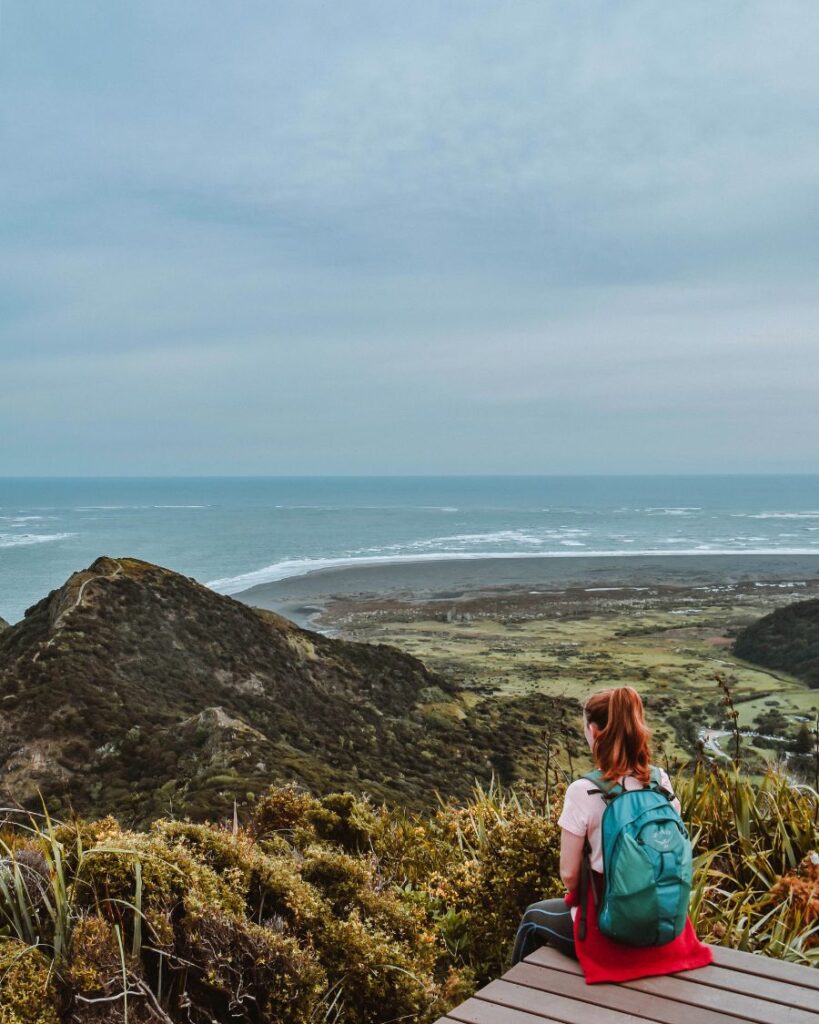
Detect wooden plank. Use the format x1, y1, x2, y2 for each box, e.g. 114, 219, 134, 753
476, 978, 662, 1024
519, 946, 818, 1013
446, 996, 564, 1024
506, 960, 753, 1024
673, 962, 819, 1012
624, 972, 819, 1024
525, 946, 819, 1024
710, 945, 819, 992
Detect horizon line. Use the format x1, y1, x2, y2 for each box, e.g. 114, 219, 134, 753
2, 472, 819, 481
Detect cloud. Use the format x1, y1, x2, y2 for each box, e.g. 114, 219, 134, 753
1, 1, 818, 472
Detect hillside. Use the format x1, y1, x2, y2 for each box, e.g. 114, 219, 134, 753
733, 598, 819, 689
0, 557, 569, 823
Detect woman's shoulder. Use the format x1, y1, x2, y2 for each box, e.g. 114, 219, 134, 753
654, 764, 675, 789
562, 775, 605, 811
559, 777, 597, 834
564, 774, 600, 797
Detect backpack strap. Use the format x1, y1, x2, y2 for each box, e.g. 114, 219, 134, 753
583, 769, 624, 802
577, 772, 612, 941
645, 765, 676, 801
578, 837, 592, 941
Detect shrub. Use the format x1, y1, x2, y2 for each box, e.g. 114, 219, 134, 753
0, 771, 815, 1020
0, 939, 60, 1024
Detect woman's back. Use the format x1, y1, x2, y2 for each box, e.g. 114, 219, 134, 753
512, 688, 712, 982
558, 767, 681, 873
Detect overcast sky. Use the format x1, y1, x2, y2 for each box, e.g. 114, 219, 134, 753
1, 1, 818, 475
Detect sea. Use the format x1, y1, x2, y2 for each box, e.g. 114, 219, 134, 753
2, 475, 819, 625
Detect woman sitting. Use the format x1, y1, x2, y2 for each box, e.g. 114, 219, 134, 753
511, 686, 712, 983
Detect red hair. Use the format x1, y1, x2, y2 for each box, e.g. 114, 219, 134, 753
584, 686, 652, 784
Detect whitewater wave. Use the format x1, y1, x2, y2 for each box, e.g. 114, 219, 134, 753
271, 504, 462, 511
206, 547, 819, 594
644, 507, 702, 514
0, 532, 75, 549
732, 511, 819, 519
74, 505, 208, 511
345, 528, 591, 556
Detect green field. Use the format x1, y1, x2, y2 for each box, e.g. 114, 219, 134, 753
327, 590, 818, 771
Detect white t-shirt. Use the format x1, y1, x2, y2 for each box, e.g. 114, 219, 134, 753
558, 768, 682, 874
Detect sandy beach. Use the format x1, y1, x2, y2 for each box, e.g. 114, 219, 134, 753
234, 553, 819, 629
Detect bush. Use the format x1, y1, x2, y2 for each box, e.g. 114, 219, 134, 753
0, 940, 60, 1024
0, 771, 816, 1020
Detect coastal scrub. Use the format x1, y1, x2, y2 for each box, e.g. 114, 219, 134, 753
0, 770, 816, 1021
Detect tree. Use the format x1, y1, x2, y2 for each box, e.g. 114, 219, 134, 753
794, 722, 814, 755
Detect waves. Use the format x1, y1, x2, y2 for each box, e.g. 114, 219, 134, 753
732, 511, 819, 519
5, 478, 819, 620
207, 545, 819, 594
0, 532, 75, 549
73, 505, 208, 511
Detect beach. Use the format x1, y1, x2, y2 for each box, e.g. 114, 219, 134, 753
234, 552, 819, 629
234, 552, 819, 770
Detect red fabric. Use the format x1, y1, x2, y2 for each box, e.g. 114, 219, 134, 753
564, 886, 713, 984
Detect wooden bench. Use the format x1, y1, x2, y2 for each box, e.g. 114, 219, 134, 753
434, 944, 819, 1024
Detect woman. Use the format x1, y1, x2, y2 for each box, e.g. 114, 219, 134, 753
511, 686, 712, 983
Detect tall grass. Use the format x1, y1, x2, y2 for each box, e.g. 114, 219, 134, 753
679, 762, 819, 964
0, 805, 76, 961
0, 802, 150, 1019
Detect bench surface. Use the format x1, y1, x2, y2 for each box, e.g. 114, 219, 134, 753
435, 944, 819, 1024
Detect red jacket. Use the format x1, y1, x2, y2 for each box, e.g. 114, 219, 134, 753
565, 881, 713, 984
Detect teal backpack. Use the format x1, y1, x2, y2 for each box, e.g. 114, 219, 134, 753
579, 767, 693, 947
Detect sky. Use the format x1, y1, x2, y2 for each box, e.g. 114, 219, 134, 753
1, 1, 818, 475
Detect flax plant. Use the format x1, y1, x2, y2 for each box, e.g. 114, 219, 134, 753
679, 762, 819, 963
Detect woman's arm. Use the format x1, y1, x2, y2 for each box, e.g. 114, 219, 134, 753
559, 827, 586, 891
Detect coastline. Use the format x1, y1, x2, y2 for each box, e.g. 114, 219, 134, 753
233, 552, 819, 629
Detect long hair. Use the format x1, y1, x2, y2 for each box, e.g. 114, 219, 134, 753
584, 686, 652, 784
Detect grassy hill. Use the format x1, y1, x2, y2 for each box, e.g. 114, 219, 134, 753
734, 598, 819, 689
0, 557, 577, 823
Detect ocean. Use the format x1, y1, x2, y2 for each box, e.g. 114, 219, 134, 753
2, 475, 819, 624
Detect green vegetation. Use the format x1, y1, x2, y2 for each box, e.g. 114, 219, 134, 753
0, 768, 816, 1022
3, 559, 817, 827
0, 558, 579, 823
340, 590, 819, 779
734, 598, 819, 688
2, 562, 817, 1017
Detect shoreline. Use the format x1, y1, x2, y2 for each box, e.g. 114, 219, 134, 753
233, 552, 819, 629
